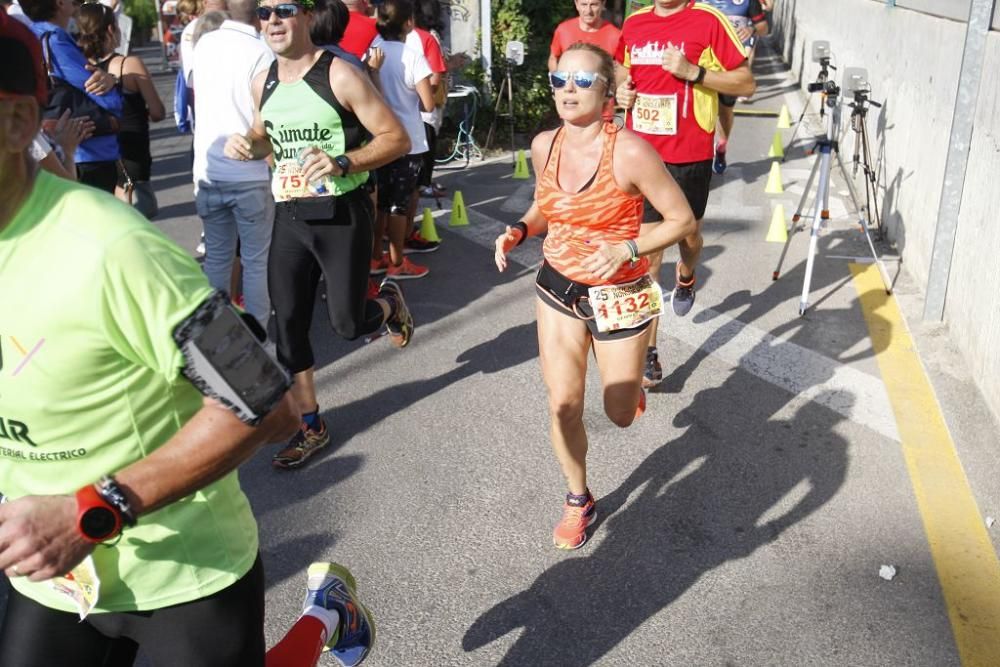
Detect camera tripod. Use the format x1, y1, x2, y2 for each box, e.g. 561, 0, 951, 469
485, 59, 517, 166
783, 57, 834, 160
849, 89, 884, 241
772, 82, 892, 316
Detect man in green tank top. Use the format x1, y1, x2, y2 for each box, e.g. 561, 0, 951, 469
225, 0, 414, 470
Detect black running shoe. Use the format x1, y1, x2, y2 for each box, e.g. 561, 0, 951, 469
642, 346, 662, 388
378, 279, 414, 348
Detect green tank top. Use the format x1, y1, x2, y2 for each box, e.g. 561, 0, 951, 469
260, 51, 369, 201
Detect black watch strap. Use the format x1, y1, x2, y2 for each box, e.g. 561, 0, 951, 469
96, 475, 137, 527
692, 66, 706, 85
334, 154, 351, 175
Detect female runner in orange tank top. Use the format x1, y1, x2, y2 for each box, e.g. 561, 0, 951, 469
494, 43, 703, 550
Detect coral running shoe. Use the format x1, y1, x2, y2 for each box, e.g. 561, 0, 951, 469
553, 492, 597, 550
272, 419, 330, 469
305, 562, 376, 666
370, 255, 389, 275
635, 388, 646, 420
386, 257, 429, 280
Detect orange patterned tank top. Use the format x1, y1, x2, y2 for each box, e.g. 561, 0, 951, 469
537, 123, 648, 286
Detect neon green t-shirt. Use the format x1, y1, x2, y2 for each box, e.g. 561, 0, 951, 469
0, 171, 259, 613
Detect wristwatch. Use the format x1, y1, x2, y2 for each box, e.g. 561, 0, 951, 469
691, 66, 707, 85
333, 154, 351, 176
76, 485, 123, 543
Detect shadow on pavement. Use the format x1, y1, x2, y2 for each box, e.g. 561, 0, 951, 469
313, 322, 539, 461
462, 237, 890, 663
306, 230, 538, 373
463, 374, 851, 666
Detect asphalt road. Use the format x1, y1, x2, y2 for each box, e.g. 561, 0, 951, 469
5, 40, 999, 667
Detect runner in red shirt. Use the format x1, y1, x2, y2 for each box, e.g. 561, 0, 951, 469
339, 0, 377, 59
614, 0, 754, 387
548, 0, 620, 71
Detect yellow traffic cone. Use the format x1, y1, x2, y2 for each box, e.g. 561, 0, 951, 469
420, 207, 441, 242
767, 130, 784, 159
766, 204, 788, 242
765, 161, 784, 194
777, 104, 792, 129
512, 149, 531, 179
449, 191, 469, 227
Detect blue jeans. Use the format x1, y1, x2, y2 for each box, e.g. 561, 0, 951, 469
196, 181, 274, 327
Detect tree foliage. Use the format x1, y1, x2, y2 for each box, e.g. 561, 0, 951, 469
488, 0, 575, 135
125, 0, 158, 32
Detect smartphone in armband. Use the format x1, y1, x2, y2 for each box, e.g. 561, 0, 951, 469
173, 292, 293, 425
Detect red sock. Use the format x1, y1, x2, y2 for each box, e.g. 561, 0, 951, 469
265, 615, 326, 667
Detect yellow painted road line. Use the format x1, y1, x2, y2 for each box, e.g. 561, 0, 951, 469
850, 263, 1000, 666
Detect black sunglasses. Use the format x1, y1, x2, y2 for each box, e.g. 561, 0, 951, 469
548, 70, 608, 90
256, 3, 303, 20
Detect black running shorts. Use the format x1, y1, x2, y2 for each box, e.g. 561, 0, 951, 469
0, 555, 266, 667
642, 159, 713, 222
535, 261, 653, 343
375, 155, 423, 215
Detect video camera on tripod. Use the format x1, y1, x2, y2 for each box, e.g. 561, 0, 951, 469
485, 40, 525, 163
842, 67, 880, 109
806, 41, 837, 96
841, 67, 886, 240
773, 42, 893, 313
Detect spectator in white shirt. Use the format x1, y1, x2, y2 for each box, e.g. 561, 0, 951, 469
369, 0, 435, 281
191, 0, 275, 326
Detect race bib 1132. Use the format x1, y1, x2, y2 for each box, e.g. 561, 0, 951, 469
588, 274, 664, 333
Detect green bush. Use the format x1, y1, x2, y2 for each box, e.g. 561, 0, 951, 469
488, 0, 575, 139
125, 0, 158, 32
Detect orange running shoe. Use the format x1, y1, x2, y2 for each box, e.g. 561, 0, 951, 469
370, 255, 389, 275
387, 257, 429, 280
553, 492, 597, 550
635, 388, 646, 420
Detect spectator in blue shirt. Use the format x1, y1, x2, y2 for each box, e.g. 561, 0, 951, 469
21, 0, 123, 192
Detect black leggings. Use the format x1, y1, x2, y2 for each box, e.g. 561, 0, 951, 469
419, 122, 437, 188
269, 189, 387, 373
0, 555, 266, 667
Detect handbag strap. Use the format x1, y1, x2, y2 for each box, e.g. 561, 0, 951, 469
41, 32, 58, 80
117, 160, 135, 204
118, 56, 126, 93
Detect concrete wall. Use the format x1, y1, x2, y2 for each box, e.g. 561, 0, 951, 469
441, 0, 481, 65
771, 0, 1000, 419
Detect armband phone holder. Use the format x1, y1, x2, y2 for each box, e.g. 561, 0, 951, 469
173, 292, 293, 425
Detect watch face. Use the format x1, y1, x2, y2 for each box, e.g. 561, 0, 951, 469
81, 507, 118, 540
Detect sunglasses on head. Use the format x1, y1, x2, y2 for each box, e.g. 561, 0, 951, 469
548, 70, 608, 90
256, 3, 302, 20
